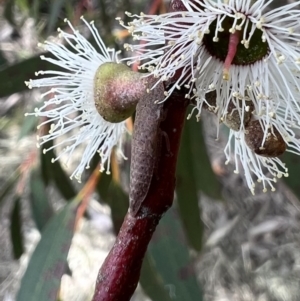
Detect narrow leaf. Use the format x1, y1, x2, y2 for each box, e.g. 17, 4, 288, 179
140, 253, 173, 301
31, 0, 40, 22
51, 157, 77, 201
105, 182, 128, 233
4, 0, 17, 27
148, 207, 203, 301
282, 152, 300, 197
41, 140, 77, 200
92, 156, 112, 201
189, 119, 222, 199
29, 169, 54, 231
40, 145, 52, 187
47, 0, 66, 34
0, 49, 7, 67
18, 113, 38, 140
176, 119, 203, 251
0, 53, 61, 98
10, 196, 24, 259
16, 200, 78, 301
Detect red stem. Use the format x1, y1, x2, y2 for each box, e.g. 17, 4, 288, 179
92, 1, 189, 300
92, 91, 188, 301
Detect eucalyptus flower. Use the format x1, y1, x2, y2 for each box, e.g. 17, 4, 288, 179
123, 0, 300, 117
26, 17, 128, 182
122, 0, 300, 193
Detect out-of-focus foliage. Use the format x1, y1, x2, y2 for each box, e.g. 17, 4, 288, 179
148, 206, 203, 301
177, 115, 222, 251
10, 196, 24, 259
282, 152, 300, 196
29, 168, 54, 231
16, 200, 78, 301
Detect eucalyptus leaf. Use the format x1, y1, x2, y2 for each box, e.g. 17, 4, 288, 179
4, 0, 17, 27
0, 53, 61, 99
91, 155, 112, 201
148, 207, 203, 301
10, 196, 24, 259
105, 181, 128, 233
0, 49, 7, 67
176, 119, 203, 251
189, 119, 222, 199
140, 254, 173, 301
18, 113, 38, 140
41, 140, 77, 200
282, 152, 300, 197
16, 200, 78, 301
29, 169, 54, 231
47, 0, 66, 34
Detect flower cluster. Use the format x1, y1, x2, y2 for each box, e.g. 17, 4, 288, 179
26, 17, 127, 181
26, 0, 300, 194
121, 0, 300, 193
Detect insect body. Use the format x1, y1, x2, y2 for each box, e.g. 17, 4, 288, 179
129, 81, 165, 216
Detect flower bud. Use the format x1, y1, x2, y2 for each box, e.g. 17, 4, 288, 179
94, 62, 145, 123
244, 120, 286, 157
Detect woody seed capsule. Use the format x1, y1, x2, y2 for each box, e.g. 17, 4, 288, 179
244, 120, 286, 157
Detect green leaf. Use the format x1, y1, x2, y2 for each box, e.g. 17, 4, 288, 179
40, 144, 52, 187
0, 49, 7, 67
140, 254, 173, 301
148, 207, 203, 301
19, 100, 43, 141
94, 164, 112, 201
176, 119, 203, 251
18, 113, 38, 140
186, 118, 222, 199
50, 157, 77, 201
41, 140, 77, 200
0, 53, 61, 99
0, 170, 20, 208
282, 152, 300, 197
16, 200, 78, 301
47, 0, 66, 34
10, 196, 24, 259
16, 0, 29, 11
30, 169, 54, 231
91, 153, 128, 232
105, 182, 128, 233
31, 0, 40, 22
4, 0, 17, 27
0, 31, 110, 99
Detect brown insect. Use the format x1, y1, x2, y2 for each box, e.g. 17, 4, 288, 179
129, 79, 165, 216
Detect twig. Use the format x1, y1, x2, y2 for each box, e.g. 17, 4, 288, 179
92, 91, 188, 301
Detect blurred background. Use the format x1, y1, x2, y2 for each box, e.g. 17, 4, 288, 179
1, 0, 300, 301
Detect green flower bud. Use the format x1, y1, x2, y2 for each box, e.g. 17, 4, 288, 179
94, 62, 145, 123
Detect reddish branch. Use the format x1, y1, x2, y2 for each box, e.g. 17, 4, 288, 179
92, 91, 188, 301
92, 1, 188, 300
